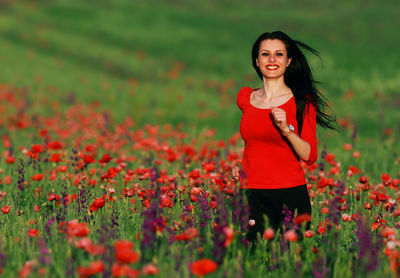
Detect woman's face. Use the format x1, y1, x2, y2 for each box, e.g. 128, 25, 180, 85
256, 39, 292, 80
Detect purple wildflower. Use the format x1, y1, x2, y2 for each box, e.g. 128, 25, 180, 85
38, 237, 52, 266
17, 159, 25, 191
351, 124, 357, 142
140, 185, 163, 257
355, 215, 381, 273
181, 200, 195, 228
198, 191, 212, 229
212, 192, 228, 265
99, 216, 114, 277
44, 215, 55, 239
312, 256, 329, 278
326, 180, 345, 228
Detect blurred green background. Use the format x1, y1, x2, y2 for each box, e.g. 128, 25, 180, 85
0, 0, 399, 172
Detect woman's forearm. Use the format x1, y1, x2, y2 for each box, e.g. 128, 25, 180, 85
283, 128, 311, 161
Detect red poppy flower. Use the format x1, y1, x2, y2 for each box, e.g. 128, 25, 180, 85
5, 156, 15, 164
114, 240, 140, 264
142, 263, 159, 275
112, 263, 140, 277
31, 174, 44, 181
47, 193, 60, 202
27, 229, 39, 238
66, 220, 90, 237
77, 260, 105, 277
223, 227, 234, 247
89, 197, 106, 212
50, 153, 62, 162
317, 220, 327, 236
99, 153, 112, 163
1, 205, 10, 214
84, 155, 96, 164
32, 144, 44, 153
304, 230, 314, 238
294, 213, 312, 225
190, 259, 218, 276
263, 228, 275, 240
284, 230, 298, 242
48, 141, 62, 150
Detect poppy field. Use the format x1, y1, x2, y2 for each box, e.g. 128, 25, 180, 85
0, 86, 399, 277
0, 0, 399, 277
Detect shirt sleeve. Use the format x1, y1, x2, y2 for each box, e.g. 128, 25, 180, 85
301, 101, 318, 165
236, 87, 250, 111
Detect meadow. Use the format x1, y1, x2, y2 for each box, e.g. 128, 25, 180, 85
0, 0, 399, 277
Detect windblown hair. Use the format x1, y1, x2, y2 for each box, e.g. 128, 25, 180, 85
251, 31, 337, 134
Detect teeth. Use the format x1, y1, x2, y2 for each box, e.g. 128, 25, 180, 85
267, 66, 278, 70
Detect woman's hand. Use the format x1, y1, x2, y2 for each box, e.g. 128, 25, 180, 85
271, 107, 289, 132
231, 165, 240, 181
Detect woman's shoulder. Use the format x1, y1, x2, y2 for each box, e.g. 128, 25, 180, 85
236, 86, 253, 109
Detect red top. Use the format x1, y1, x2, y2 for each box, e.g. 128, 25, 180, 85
237, 86, 317, 189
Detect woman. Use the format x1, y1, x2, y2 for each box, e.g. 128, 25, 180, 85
232, 31, 336, 242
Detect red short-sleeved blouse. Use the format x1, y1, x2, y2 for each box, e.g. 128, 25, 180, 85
237, 86, 317, 189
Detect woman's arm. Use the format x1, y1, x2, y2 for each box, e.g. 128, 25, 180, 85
271, 102, 317, 164
281, 126, 311, 161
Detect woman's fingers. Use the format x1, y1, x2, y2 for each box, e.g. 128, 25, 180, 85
231, 167, 239, 180
271, 107, 288, 129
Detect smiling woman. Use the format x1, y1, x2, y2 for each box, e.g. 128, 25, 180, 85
232, 31, 338, 242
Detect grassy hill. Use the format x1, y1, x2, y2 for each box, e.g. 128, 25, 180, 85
0, 0, 399, 173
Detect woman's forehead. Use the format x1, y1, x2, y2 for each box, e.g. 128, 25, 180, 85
259, 39, 287, 52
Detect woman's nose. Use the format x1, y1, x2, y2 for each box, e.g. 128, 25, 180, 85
268, 54, 275, 62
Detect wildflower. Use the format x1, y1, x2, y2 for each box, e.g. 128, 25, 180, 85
198, 191, 212, 229
321, 207, 329, 214
89, 196, 106, 212
99, 153, 112, 163
31, 173, 44, 181
111, 263, 140, 277
190, 259, 218, 276
263, 228, 275, 240
223, 227, 234, 247
50, 153, 62, 162
18, 260, 37, 278
176, 227, 198, 241
48, 141, 62, 150
317, 220, 327, 236
32, 144, 44, 153
27, 229, 39, 238
294, 213, 312, 225
364, 202, 372, 210
1, 205, 10, 214
304, 230, 314, 238
284, 230, 298, 242
248, 219, 255, 226
352, 151, 360, 158
77, 260, 105, 277
66, 220, 90, 237
142, 263, 159, 275
115, 240, 140, 264
5, 156, 15, 164
342, 213, 350, 222
83, 154, 96, 164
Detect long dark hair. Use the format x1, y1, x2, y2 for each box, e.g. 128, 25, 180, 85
251, 31, 337, 134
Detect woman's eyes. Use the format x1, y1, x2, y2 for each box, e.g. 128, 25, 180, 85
261, 52, 284, 56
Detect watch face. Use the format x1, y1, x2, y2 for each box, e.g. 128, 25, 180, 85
288, 124, 294, 131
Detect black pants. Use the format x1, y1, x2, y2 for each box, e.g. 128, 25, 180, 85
244, 184, 311, 242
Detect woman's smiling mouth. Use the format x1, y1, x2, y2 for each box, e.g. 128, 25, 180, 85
266, 65, 279, 70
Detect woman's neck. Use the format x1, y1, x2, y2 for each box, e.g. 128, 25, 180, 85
259, 77, 291, 99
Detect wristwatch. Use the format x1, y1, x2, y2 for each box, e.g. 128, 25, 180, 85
282, 124, 295, 137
